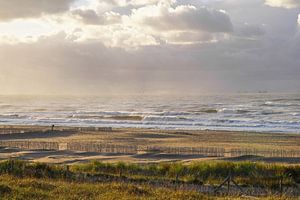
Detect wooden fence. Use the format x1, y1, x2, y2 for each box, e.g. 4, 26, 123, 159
230, 148, 300, 158
67, 142, 138, 154
0, 127, 113, 134
0, 128, 26, 135
73, 127, 113, 132
142, 146, 225, 157
0, 140, 59, 150
1, 140, 300, 158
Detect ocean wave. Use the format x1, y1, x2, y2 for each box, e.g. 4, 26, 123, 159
291, 112, 300, 116
272, 98, 300, 102
68, 114, 144, 121
143, 115, 192, 122
32, 108, 48, 112
195, 109, 218, 114
157, 111, 191, 116
0, 104, 13, 108
0, 114, 26, 119
218, 108, 251, 114
0, 94, 299, 133
261, 110, 284, 115
189, 108, 252, 114
261, 101, 300, 107
105, 115, 144, 121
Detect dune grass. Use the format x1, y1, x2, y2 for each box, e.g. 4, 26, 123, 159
0, 175, 298, 200
71, 160, 300, 187
0, 159, 299, 199
0, 175, 207, 200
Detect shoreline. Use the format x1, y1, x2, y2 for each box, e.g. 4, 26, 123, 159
1, 124, 299, 135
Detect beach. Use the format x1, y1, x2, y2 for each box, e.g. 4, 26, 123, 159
1, 125, 299, 164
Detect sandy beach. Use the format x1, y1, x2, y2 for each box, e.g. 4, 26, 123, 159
0, 125, 299, 164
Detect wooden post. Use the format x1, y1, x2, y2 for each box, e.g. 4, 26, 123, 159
279, 176, 283, 195
214, 170, 244, 195
227, 174, 230, 194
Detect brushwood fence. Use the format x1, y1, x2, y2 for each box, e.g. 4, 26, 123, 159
0, 140, 59, 150
67, 142, 138, 154
230, 148, 300, 158
75, 127, 113, 132
0, 127, 113, 134
142, 146, 225, 157
0, 140, 300, 158
0, 128, 27, 134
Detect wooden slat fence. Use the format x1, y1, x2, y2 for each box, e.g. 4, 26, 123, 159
230, 148, 300, 158
0, 140, 59, 150
143, 146, 225, 157
0, 127, 113, 135
0, 129, 26, 134
67, 142, 138, 154
73, 127, 113, 132
1, 140, 300, 158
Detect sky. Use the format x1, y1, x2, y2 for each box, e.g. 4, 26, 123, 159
0, 0, 299, 95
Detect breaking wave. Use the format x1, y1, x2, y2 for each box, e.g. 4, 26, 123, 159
0, 93, 299, 133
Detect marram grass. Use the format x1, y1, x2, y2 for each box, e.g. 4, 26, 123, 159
0, 175, 297, 200
0, 159, 299, 199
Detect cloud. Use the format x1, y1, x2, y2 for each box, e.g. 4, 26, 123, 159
121, 2, 233, 45
0, 0, 300, 94
1, 29, 299, 95
235, 23, 265, 37
265, 0, 300, 8
0, 0, 76, 21
0, 33, 205, 94
158, 31, 215, 44
71, 9, 122, 25
100, 0, 175, 6
59, 1, 234, 47
131, 4, 233, 33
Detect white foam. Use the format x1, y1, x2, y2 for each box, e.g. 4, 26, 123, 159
0, 93, 299, 133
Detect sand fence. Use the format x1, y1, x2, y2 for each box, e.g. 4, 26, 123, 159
230, 148, 300, 158
67, 142, 138, 154
1, 140, 300, 158
140, 146, 225, 157
0, 140, 59, 151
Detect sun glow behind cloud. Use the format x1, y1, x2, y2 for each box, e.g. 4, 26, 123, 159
0, 0, 299, 95
0, 0, 233, 48
265, 0, 300, 9
0, 19, 54, 43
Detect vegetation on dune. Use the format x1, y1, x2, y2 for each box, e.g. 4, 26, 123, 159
0, 174, 298, 200
0, 159, 299, 199
71, 160, 300, 187
0, 160, 70, 179
1, 159, 299, 187
0, 175, 208, 200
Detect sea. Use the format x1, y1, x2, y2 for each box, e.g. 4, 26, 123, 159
0, 93, 299, 133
